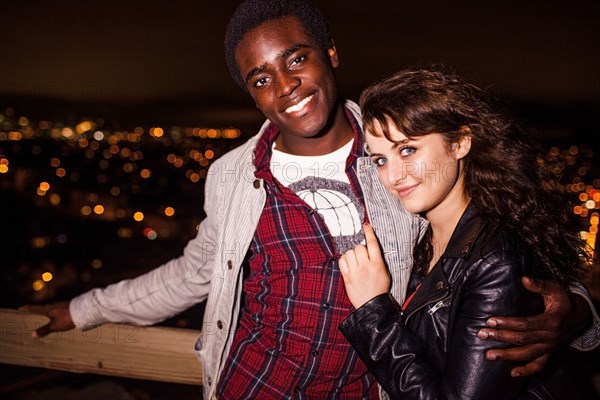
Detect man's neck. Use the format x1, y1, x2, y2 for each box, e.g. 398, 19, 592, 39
274, 103, 354, 156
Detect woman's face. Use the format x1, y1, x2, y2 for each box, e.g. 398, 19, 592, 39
365, 120, 471, 216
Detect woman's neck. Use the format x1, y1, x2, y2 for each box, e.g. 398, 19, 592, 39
426, 179, 470, 273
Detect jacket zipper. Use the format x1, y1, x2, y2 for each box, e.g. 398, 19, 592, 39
427, 299, 450, 315
404, 268, 464, 324
404, 292, 451, 324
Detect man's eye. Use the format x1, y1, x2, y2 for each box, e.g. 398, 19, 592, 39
254, 77, 269, 87
291, 56, 306, 66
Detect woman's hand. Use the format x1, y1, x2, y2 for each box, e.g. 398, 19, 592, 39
339, 223, 391, 309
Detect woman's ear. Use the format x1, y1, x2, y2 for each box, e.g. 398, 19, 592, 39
453, 126, 472, 160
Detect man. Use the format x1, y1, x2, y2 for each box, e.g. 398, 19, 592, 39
23, 1, 599, 399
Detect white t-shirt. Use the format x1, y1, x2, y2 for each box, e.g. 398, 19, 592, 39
270, 140, 365, 253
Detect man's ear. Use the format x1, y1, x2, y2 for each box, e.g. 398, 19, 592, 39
327, 42, 340, 68
453, 126, 472, 160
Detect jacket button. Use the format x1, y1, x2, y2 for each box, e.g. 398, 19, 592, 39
461, 245, 470, 255
227, 260, 233, 270
436, 281, 444, 290
217, 320, 223, 329
253, 179, 261, 188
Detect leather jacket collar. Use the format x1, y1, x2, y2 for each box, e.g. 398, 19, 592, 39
403, 202, 490, 321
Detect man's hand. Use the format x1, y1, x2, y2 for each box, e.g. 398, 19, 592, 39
477, 277, 588, 377
19, 301, 75, 338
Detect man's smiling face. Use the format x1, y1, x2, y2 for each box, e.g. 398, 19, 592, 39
235, 16, 340, 143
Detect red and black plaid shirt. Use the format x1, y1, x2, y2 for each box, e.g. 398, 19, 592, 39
217, 112, 379, 399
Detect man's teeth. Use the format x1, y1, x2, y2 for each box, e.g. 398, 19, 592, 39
285, 95, 313, 113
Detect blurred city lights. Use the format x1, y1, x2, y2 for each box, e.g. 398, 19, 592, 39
32, 280, 45, 291
143, 227, 158, 240
2, 105, 595, 301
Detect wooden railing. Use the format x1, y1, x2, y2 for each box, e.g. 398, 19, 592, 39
0, 308, 203, 385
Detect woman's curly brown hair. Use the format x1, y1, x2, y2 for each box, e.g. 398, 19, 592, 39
359, 66, 590, 285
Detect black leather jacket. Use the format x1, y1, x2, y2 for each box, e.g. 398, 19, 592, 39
340, 203, 558, 399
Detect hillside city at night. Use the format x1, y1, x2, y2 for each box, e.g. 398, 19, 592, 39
1, 105, 597, 311
0, 104, 598, 398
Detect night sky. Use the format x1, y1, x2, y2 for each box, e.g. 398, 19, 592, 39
1, 0, 599, 136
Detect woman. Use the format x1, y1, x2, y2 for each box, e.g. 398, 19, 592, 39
338, 68, 589, 399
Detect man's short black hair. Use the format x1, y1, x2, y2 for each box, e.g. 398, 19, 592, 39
225, 0, 333, 90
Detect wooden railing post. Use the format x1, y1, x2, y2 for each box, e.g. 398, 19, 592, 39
0, 308, 203, 385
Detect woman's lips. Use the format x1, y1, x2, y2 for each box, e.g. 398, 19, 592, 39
396, 183, 418, 197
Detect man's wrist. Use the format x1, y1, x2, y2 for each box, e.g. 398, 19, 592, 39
568, 289, 592, 337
